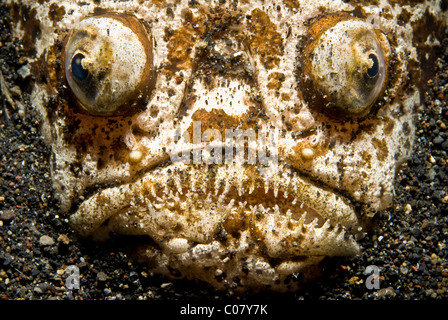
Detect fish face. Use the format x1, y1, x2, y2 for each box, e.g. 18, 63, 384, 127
7, 0, 447, 291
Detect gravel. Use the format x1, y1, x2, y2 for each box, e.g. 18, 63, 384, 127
0, 4, 447, 302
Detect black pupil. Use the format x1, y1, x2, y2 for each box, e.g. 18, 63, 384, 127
71, 53, 89, 80
367, 53, 379, 78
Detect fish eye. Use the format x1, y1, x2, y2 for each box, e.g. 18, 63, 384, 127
301, 17, 390, 118
367, 53, 379, 78
71, 53, 89, 81
63, 13, 156, 116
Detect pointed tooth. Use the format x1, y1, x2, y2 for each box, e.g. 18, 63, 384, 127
150, 184, 156, 197
175, 175, 182, 194
302, 211, 308, 221
258, 203, 271, 215
239, 201, 247, 215
326, 224, 344, 239
333, 224, 342, 233
292, 198, 298, 205
238, 183, 244, 197
223, 179, 231, 195
190, 175, 195, 192
248, 181, 255, 194
216, 192, 226, 205
336, 229, 347, 242
236, 173, 245, 196
292, 178, 298, 194
297, 213, 305, 225
321, 219, 332, 230
273, 204, 281, 215
226, 199, 235, 210
214, 181, 219, 196
167, 201, 175, 208
272, 179, 278, 197
179, 196, 188, 210
153, 203, 162, 210
200, 177, 208, 194
249, 205, 258, 215
205, 192, 213, 203
214, 177, 223, 196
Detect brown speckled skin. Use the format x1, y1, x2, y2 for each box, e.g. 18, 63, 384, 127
6, 0, 447, 291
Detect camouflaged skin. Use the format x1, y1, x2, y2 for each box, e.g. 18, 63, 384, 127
6, 0, 447, 291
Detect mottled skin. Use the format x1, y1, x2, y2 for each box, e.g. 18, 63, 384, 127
6, 0, 448, 291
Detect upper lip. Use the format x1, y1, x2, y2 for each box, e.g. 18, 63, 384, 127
70, 161, 361, 257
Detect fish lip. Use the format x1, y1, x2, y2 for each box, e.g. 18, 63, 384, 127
70, 161, 361, 257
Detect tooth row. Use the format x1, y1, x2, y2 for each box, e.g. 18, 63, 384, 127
72, 162, 358, 244
169, 164, 324, 203
256, 211, 360, 257
227, 201, 321, 227
170, 165, 298, 201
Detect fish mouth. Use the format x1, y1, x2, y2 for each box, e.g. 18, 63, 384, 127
70, 161, 362, 258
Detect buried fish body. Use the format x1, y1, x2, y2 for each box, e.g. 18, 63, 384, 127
5, 0, 448, 291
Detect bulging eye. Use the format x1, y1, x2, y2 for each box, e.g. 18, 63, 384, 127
63, 13, 156, 116
301, 17, 390, 118
367, 53, 379, 78
71, 53, 89, 80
